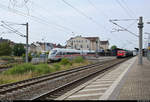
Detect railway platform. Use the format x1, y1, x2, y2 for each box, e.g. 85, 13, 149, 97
116, 57, 150, 100
56, 56, 150, 100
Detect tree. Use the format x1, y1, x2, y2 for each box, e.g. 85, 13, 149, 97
13, 44, 25, 56
110, 45, 118, 56
0, 42, 12, 56
111, 45, 117, 50
22, 52, 32, 62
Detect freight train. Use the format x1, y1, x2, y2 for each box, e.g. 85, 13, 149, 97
117, 50, 133, 58
48, 48, 96, 61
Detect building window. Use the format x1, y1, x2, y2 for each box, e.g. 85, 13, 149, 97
75, 45, 77, 49
87, 45, 89, 48
80, 45, 82, 48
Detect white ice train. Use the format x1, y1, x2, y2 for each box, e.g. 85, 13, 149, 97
48, 48, 96, 61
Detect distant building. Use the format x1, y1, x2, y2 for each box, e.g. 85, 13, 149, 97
85, 37, 100, 51
29, 43, 38, 53
29, 42, 54, 53
100, 40, 109, 51
55, 44, 66, 48
66, 35, 101, 51
29, 42, 65, 53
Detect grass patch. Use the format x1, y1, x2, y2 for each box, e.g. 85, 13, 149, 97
0, 72, 34, 85
0, 56, 92, 85
60, 58, 71, 65
53, 63, 61, 71
3, 63, 56, 76
34, 64, 55, 75
72, 56, 84, 63
3, 63, 35, 75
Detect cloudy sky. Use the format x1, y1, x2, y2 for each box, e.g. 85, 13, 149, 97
0, 0, 150, 50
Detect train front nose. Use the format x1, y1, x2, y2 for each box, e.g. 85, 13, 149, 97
49, 54, 55, 60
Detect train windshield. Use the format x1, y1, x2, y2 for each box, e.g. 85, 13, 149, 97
51, 50, 57, 55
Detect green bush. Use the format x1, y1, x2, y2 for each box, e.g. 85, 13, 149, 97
60, 58, 71, 65
13, 44, 25, 56
3, 63, 56, 75
73, 56, 84, 63
22, 53, 32, 62
53, 63, 61, 71
3, 63, 35, 75
0, 42, 12, 56
35, 64, 52, 75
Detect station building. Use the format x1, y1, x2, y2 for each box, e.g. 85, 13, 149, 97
66, 35, 109, 52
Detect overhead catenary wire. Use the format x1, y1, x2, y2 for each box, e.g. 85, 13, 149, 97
109, 19, 138, 49
110, 19, 138, 21
31, 1, 83, 35
0, 3, 74, 34
61, 0, 135, 49
0, 24, 25, 36
109, 18, 138, 37
115, 0, 134, 18
86, 0, 131, 48
61, 0, 108, 31
87, 0, 137, 48
61, 0, 117, 45
1, 1, 94, 36
1, 1, 137, 49
109, 20, 138, 37
111, 20, 138, 32
121, 0, 137, 17
109, 19, 138, 44
87, 0, 109, 19
1, 21, 26, 37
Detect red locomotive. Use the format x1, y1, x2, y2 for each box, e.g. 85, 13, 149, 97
117, 50, 133, 58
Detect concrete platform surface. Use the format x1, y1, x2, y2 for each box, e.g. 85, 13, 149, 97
116, 57, 150, 100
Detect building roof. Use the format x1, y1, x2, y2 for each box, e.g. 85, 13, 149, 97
67, 36, 100, 42
100, 40, 109, 45
84, 37, 99, 41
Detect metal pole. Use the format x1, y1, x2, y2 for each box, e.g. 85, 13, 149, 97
26, 22, 29, 63
138, 17, 143, 65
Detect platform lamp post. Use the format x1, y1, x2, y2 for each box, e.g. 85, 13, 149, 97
138, 17, 143, 65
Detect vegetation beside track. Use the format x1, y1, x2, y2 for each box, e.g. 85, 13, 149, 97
0, 56, 23, 68
0, 56, 91, 85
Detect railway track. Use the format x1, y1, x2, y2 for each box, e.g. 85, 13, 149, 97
0, 58, 130, 100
